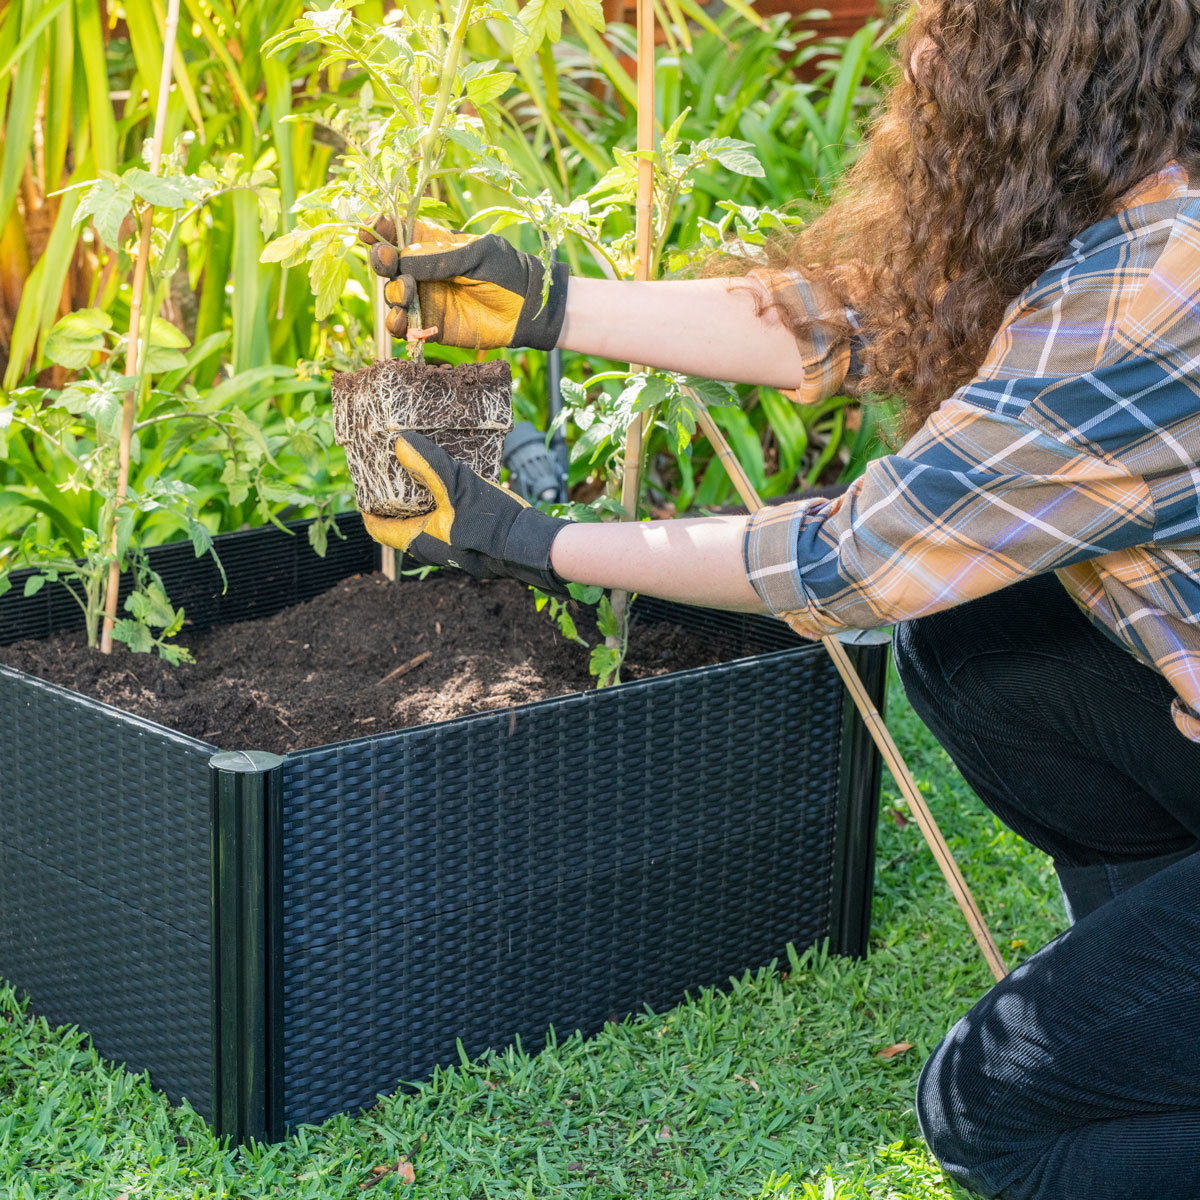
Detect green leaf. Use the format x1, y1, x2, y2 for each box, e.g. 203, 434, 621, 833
627, 373, 672, 415
23, 575, 46, 598
681, 375, 738, 408
157, 642, 193, 666
189, 519, 214, 559
466, 71, 516, 108
141, 345, 189, 374
696, 137, 765, 178
567, 582, 604, 605
148, 317, 191, 349
111, 618, 154, 654
308, 518, 328, 558
122, 169, 206, 209
310, 240, 350, 321
114, 503, 136, 560
126, 582, 176, 628
512, 0, 564, 62
56, 379, 124, 435
596, 595, 620, 640
75, 178, 135, 249
303, 7, 351, 37
564, 0, 605, 33
559, 377, 587, 407
589, 642, 621, 687
44, 309, 113, 369
556, 606, 583, 645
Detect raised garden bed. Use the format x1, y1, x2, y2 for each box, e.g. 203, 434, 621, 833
0, 512, 886, 1143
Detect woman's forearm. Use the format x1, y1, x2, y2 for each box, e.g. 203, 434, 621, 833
549, 515, 769, 614
556, 276, 813, 391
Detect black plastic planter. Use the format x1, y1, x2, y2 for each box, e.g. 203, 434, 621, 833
0, 512, 886, 1144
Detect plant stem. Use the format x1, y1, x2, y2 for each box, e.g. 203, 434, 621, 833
397, 0, 473, 364
607, 0, 657, 674
100, 0, 181, 654
402, 0, 474, 247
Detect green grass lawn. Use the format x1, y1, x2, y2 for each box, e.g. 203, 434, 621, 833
1, 671, 1064, 1199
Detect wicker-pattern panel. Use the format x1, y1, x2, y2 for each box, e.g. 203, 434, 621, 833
0, 512, 376, 645
0, 668, 215, 1115
280, 644, 846, 1128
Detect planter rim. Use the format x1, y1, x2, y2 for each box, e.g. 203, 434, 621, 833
1, 635, 825, 758
284, 637, 827, 756
0, 662, 216, 755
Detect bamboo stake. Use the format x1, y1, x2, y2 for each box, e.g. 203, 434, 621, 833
692, 395, 1008, 983
100, 0, 182, 653
608, 0, 657, 639
374, 274, 399, 580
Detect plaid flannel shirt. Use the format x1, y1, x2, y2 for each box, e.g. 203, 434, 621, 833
744, 161, 1200, 742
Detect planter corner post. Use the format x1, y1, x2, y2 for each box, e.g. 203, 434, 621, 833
828, 642, 888, 959
209, 749, 286, 1145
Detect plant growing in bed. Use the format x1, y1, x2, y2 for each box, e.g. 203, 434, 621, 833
0, 152, 338, 660
260, 0, 587, 518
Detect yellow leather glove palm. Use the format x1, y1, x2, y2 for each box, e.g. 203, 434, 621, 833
363, 433, 571, 597
369, 220, 569, 352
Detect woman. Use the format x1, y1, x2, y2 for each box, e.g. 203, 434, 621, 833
361, 2, 1200, 1196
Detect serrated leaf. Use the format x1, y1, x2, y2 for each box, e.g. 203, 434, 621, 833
114, 503, 136, 560
303, 7, 350, 36
596, 596, 620, 639
123, 168, 206, 209
288, 428, 322, 469
259, 223, 340, 267
310, 240, 351, 320
112, 619, 154, 654
308, 519, 328, 558
564, 0, 605, 32
466, 71, 515, 108
45, 333, 97, 369
45, 310, 112, 369
512, 0, 564, 61
158, 642, 193, 666
75, 178, 135, 248
256, 188, 281, 239
559, 376, 587, 407
682, 375, 738, 408
697, 137, 765, 178
627, 373, 672, 414
189, 519, 214, 559
23, 575, 46, 597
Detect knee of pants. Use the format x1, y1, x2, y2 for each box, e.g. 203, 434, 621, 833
892, 615, 961, 737
915, 1026, 1046, 1200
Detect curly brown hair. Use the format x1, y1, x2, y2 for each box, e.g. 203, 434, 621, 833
718, 0, 1200, 438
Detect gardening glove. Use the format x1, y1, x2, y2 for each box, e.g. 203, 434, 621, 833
362, 432, 573, 597
365, 218, 569, 351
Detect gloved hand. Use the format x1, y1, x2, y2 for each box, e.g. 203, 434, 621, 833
365, 218, 570, 352
362, 432, 572, 597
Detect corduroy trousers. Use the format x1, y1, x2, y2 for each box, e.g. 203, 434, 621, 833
893, 573, 1200, 1200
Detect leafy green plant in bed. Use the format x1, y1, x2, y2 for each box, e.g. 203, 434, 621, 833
0, 150, 341, 659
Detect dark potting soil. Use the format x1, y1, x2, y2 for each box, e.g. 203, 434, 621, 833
0, 573, 741, 754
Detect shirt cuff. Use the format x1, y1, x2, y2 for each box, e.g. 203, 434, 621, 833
749, 267, 854, 403
743, 498, 842, 639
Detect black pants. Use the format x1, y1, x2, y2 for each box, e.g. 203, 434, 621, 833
893, 574, 1200, 1200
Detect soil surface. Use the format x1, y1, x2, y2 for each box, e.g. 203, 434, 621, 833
0, 573, 737, 754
